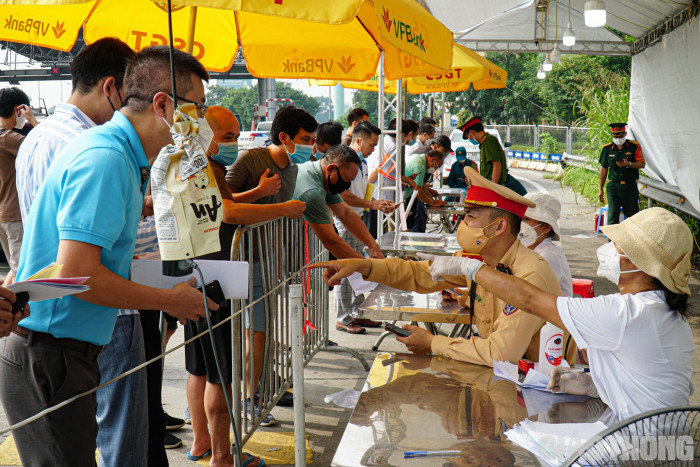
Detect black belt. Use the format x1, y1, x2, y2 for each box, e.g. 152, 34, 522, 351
13, 325, 105, 359
609, 180, 635, 185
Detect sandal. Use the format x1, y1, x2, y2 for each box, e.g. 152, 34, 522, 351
242, 452, 265, 467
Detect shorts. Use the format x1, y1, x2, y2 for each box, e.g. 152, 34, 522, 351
245, 262, 267, 333
184, 303, 232, 384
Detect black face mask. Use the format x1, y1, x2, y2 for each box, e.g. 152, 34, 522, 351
327, 166, 351, 195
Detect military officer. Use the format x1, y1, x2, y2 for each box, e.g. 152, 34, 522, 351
311, 167, 577, 367
598, 122, 645, 224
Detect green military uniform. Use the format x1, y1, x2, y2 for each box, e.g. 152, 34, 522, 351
599, 139, 644, 224
479, 133, 507, 184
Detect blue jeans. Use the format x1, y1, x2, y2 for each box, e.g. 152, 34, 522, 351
96, 314, 148, 467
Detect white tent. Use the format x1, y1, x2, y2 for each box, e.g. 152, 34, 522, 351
424, 0, 700, 213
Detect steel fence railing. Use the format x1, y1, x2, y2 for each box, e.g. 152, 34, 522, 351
229, 216, 369, 463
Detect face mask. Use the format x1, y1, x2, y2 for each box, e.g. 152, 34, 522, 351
596, 242, 641, 285
315, 150, 326, 159
211, 142, 238, 166
456, 217, 501, 254
427, 165, 436, 174
407, 139, 416, 146
518, 222, 544, 248
285, 139, 314, 164
14, 114, 25, 130
613, 137, 625, 146
327, 166, 352, 195
469, 138, 479, 145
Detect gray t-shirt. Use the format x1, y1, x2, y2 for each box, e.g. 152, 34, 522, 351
225, 146, 298, 204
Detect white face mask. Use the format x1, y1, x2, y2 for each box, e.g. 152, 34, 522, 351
427, 167, 436, 174
596, 242, 641, 285
613, 137, 626, 146
518, 222, 544, 248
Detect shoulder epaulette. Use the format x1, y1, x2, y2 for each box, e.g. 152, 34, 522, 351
603, 142, 613, 148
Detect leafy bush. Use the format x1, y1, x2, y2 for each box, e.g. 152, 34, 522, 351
539, 132, 561, 155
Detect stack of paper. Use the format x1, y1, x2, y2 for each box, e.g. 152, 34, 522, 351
505, 419, 607, 466
493, 360, 572, 391
7, 263, 89, 301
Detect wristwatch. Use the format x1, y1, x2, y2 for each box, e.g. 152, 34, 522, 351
627, 159, 632, 168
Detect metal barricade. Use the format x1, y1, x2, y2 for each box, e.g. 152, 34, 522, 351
229, 216, 369, 458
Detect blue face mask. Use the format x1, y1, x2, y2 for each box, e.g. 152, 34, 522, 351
211, 142, 239, 166
286, 140, 314, 164
469, 138, 479, 145
406, 139, 417, 146
315, 150, 325, 159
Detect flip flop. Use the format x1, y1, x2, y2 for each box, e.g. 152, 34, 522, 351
242, 452, 265, 467
186, 449, 212, 461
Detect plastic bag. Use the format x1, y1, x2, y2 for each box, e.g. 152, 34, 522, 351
324, 388, 361, 409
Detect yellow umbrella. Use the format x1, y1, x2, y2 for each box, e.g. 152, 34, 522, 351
0, 0, 453, 78
310, 43, 507, 94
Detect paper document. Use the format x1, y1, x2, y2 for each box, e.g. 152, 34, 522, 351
8, 265, 90, 302
347, 272, 378, 294
130, 260, 249, 299
505, 419, 607, 466
493, 360, 569, 391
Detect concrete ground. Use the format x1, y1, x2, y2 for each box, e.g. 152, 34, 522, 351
1, 166, 699, 466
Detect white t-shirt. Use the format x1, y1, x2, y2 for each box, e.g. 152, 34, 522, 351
534, 237, 573, 297
333, 158, 368, 228
557, 291, 694, 421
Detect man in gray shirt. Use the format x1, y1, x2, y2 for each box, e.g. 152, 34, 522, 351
225, 105, 317, 423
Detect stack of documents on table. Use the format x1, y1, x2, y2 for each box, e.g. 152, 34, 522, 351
8, 263, 89, 301
493, 360, 569, 391
505, 419, 607, 466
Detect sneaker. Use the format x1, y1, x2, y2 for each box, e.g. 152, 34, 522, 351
183, 406, 191, 424
243, 398, 276, 427
164, 432, 183, 449
164, 411, 185, 431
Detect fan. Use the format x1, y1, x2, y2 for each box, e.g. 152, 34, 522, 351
563, 406, 700, 466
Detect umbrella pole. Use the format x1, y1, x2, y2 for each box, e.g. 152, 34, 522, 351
186, 7, 198, 55
166, 0, 178, 100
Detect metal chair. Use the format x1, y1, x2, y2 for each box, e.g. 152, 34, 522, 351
563, 406, 700, 466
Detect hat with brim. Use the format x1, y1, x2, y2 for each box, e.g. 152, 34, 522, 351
523, 192, 561, 241
459, 116, 482, 138
609, 123, 627, 137
600, 207, 692, 295
461, 166, 535, 218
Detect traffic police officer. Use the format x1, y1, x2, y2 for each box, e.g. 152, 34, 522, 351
311, 167, 577, 367
598, 123, 645, 224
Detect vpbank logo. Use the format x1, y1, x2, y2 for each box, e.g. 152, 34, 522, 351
337, 55, 356, 74
381, 7, 426, 52
4, 15, 68, 40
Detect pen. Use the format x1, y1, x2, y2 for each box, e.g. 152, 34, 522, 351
404, 450, 461, 458
560, 367, 590, 373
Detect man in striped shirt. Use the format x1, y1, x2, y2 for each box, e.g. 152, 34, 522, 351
15, 38, 134, 222
12, 38, 149, 467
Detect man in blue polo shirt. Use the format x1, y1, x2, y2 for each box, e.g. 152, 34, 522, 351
0, 46, 217, 466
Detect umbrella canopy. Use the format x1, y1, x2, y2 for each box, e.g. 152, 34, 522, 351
0, 0, 453, 78
309, 42, 507, 94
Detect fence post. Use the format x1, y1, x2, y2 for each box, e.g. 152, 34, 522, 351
534, 125, 540, 149
506, 124, 511, 144
567, 127, 572, 154
290, 283, 306, 467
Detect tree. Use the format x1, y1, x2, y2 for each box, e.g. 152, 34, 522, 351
206, 81, 321, 130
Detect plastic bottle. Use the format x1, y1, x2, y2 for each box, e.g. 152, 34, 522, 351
459, 189, 467, 204
538, 322, 564, 374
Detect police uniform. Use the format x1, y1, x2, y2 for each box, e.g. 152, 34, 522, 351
364, 167, 577, 367
599, 123, 644, 224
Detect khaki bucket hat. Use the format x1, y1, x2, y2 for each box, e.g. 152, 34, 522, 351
524, 192, 562, 241
600, 207, 693, 295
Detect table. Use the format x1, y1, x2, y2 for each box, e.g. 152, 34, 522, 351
358, 284, 467, 326
378, 231, 460, 258
331, 353, 602, 467
426, 204, 466, 233
434, 187, 464, 197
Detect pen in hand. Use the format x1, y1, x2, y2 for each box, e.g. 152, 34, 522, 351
404, 450, 461, 458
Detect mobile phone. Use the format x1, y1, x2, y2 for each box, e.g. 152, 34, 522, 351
197, 280, 226, 307
383, 322, 411, 338
11, 292, 29, 313
445, 288, 464, 297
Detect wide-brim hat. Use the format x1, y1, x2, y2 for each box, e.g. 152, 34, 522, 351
523, 192, 561, 241
461, 166, 535, 218
600, 207, 693, 295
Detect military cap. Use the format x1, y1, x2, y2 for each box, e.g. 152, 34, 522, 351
461, 166, 535, 218
609, 123, 627, 137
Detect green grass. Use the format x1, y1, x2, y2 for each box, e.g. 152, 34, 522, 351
557, 166, 602, 208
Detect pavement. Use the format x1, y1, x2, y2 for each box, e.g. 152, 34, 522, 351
0, 166, 699, 466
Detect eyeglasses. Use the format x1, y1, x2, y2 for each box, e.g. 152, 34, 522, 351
172, 94, 208, 118
146, 92, 208, 117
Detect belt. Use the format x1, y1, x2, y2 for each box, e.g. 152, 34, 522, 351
13, 325, 105, 359
610, 180, 630, 184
